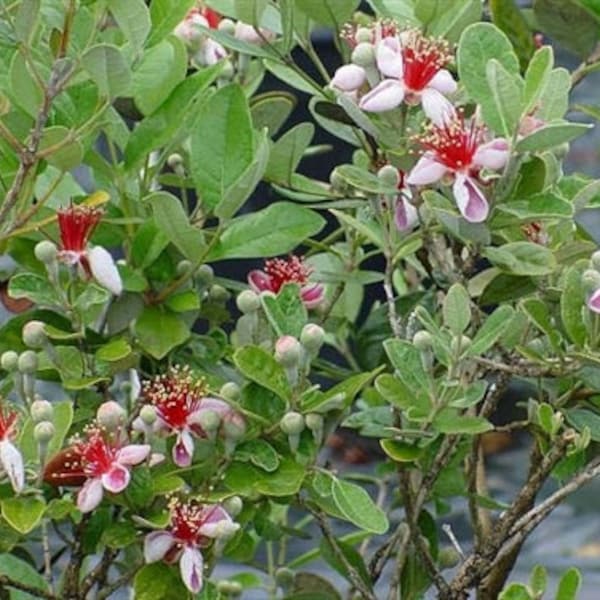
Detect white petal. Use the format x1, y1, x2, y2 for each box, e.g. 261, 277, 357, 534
198, 505, 235, 538
473, 138, 510, 170
406, 153, 448, 185
117, 444, 151, 466
173, 431, 194, 467
428, 69, 457, 95
0, 440, 24, 493
395, 196, 419, 231
234, 22, 262, 44
77, 477, 104, 513
376, 38, 403, 79
144, 531, 175, 563
421, 87, 456, 127
331, 64, 366, 92
195, 39, 227, 66
180, 546, 204, 594
453, 174, 489, 223
101, 463, 130, 494
88, 246, 123, 296
359, 80, 404, 112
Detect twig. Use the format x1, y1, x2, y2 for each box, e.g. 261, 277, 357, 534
571, 41, 600, 87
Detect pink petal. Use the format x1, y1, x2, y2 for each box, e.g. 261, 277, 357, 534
195, 39, 227, 66
331, 64, 366, 92
199, 397, 231, 414
359, 79, 405, 112
101, 463, 130, 494
453, 174, 489, 223
406, 153, 448, 186
88, 246, 123, 296
301, 283, 325, 309
144, 531, 175, 563
428, 69, 457, 95
180, 547, 204, 594
173, 431, 194, 467
421, 87, 456, 127
588, 288, 600, 313
395, 196, 419, 231
473, 138, 510, 170
247, 270, 273, 293
77, 477, 104, 513
376, 38, 403, 79
198, 505, 234, 538
117, 444, 151, 466
0, 440, 24, 493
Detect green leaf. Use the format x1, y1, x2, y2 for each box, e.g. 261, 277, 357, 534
384, 339, 428, 394
330, 209, 383, 249
498, 583, 533, 600
537, 68, 571, 121
380, 439, 423, 462
133, 37, 187, 115
0, 554, 51, 600
319, 537, 371, 591
39, 126, 84, 171
523, 46, 554, 113
101, 521, 138, 549
561, 261, 587, 347
8, 273, 59, 306
14, 0, 40, 43
96, 338, 132, 362
146, 191, 205, 260
301, 370, 378, 413
82, 44, 132, 99
566, 408, 600, 441
235, 439, 280, 472
223, 457, 304, 497
375, 373, 413, 410
251, 91, 296, 136
483, 58, 523, 137
148, 0, 196, 45
490, 0, 535, 69
483, 242, 556, 276
134, 306, 190, 359
279, 0, 295, 53
2, 497, 45, 534
234, 345, 291, 400
266, 123, 314, 185
261, 283, 308, 337
191, 84, 255, 211
208, 202, 325, 260
469, 305, 515, 355
520, 297, 562, 349
331, 479, 389, 534
294, 0, 360, 27
434, 410, 494, 434
8, 52, 43, 118
234, 0, 267, 24
429, 0, 482, 43
164, 290, 201, 313
134, 563, 189, 600
516, 121, 592, 153
556, 567, 581, 600
108, 0, 151, 52
443, 283, 471, 335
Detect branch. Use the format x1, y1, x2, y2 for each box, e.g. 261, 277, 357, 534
571, 41, 600, 87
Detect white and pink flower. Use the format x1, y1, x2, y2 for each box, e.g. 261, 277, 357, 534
144, 499, 239, 594
174, 7, 227, 66
359, 30, 457, 126
248, 256, 324, 309
393, 170, 419, 232
406, 114, 510, 223
0, 403, 24, 493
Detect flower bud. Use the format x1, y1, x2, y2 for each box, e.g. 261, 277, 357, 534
195, 264, 214, 285
223, 412, 246, 441
412, 330, 432, 351
351, 42, 376, 67
377, 165, 400, 188
176, 259, 193, 277
591, 251, 600, 271
300, 324, 325, 355
33, 421, 55, 443
450, 335, 471, 355
219, 59, 235, 80
331, 64, 366, 92
220, 382, 241, 401
305, 412, 324, 445
209, 284, 230, 302
31, 398, 53, 423
582, 269, 600, 292
18, 350, 38, 374
274, 336, 302, 368
217, 17, 236, 35
223, 495, 243, 518
236, 290, 260, 314
217, 580, 242, 597
355, 27, 373, 44
167, 153, 184, 172
22, 321, 47, 349
197, 409, 221, 433
275, 567, 295, 590
1, 351, 19, 372
34, 240, 58, 264
438, 546, 461, 569
139, 404, 157, 426
280, 411, 305, 435
96, 401, 126, 431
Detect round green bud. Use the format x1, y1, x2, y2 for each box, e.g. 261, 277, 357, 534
217, 18, 236, 35
96, 401, 126, 431
222, 413, 246, 441
280, 411, 305, 435
223, 495, 243, 518
583, 269, 600, 292
195, 264, 214, 285
300, 324, 325, 353
33, 421, 55, 443
355, 27, 373, 44
377, 164, 400, 188
209, 284, 230, 302
176, 259, 193, 277
34, 240, 58, 264
236, 290, 261, 314
167, 153, 184, 171
591, 251, 600, 271
351, 42, 376, 67
450, 335, 471, 355
197, 409, 221, 432
17, 350, 38, 374
31, 398, 53, 423
438, 546, 461, 569
305, 413, 324, 432
216, 580, 243, 596
274, 336, 302, 367
139, 404, 157, 426
274, 567, 295, 589
412, 330, 432, 351
220, 382, 241, 401
22, 321, 47, 349
1, 351, 19, 372
219, 59, 235, 80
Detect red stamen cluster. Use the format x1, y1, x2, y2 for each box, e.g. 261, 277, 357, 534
57, 205, 103, 253
74, 428, 118, 478
401, 30, 452, 92
0, 403, 17, 441
263, 256, 312, 293
201, 6, 221, 29
143, 367, 207, 431
168, 498, 207, 546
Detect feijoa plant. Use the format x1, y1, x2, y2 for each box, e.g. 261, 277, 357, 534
0, 1, 598, 598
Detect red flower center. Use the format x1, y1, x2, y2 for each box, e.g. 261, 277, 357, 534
200, 7, 221, 29
169, 501, 207, 545
0, 404, 17, 441
417, 114, 483, 173
264, 256, 312, 293
75, 430, 118, 477
143, 367, 206, 431
401, 30, 451, 92
57, 205, 103, 253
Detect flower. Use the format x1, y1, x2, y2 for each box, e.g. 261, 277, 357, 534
0, 403, 24, 493
406, 114, 509, 222
248, 256, 324, 309
234, 22, 275, 45
393, 170, 419, 232
174, 7, 226, 66
144, 499, 239, 594
359, 30, 457, 126
142, 367, 235, 467
57, 204, 123, 295
340, 19, 398, 49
